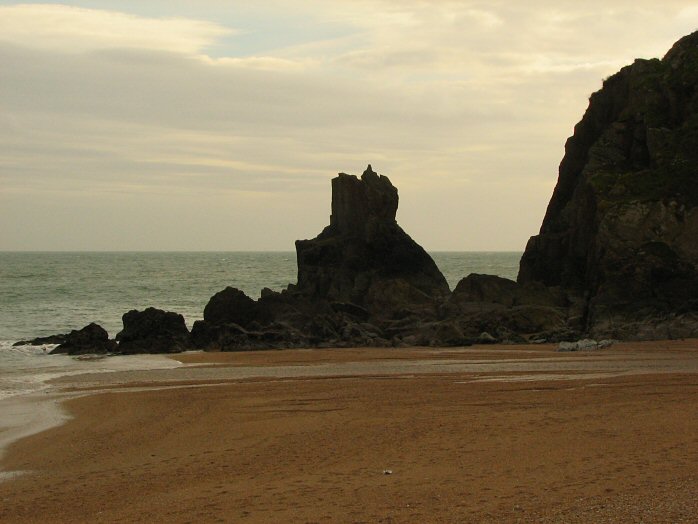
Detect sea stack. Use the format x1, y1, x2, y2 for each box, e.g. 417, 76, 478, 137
295, 165, 450, 315
518, 31, 698, 339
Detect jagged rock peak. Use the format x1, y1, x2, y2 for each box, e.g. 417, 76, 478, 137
330, 164, 398, 234
295, 165, 449, 311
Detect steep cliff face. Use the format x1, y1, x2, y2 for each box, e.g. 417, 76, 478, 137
295, 165, 450, 314
518, 31, 698, 337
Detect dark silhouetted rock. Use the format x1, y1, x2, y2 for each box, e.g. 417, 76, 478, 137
518, 31, 698, 339
330, 302, 371, 321
295, 165, 450, 316
191, 319, 309, 351
49, 323, 116, 355
441, 274, 573, 342
192, 165, 454, 351
452, 274, 519, 307
203, 287, 261, 327
454, 305, 569, 343
116, 307, 191, 354
192, 286, 319, 350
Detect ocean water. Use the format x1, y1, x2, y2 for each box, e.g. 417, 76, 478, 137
0, 251, 521, 400
0, 251, 521, 341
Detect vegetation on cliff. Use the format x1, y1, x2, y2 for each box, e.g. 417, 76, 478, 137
519, 31, 698, 338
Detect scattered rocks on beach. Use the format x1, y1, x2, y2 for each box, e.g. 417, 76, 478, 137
558, 339, 616, 352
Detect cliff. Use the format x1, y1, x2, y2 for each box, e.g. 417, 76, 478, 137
518, 31, 698, 338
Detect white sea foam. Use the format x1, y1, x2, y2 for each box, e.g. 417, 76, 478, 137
0, 340, 182, 399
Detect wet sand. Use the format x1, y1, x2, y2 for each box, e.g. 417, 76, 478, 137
1, 341, 698, 522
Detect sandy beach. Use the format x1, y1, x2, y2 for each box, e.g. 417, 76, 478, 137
1, 341, 698, 523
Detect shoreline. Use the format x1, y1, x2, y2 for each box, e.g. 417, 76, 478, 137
1, 341, 697, 522
0, 392, 69, 482
0, 352, 184, 473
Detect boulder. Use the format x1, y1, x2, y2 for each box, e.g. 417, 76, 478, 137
192, 285, 342, 351
202, 287, 261, 328
448, 274, 568, 311
518, 31, 698, 338
451, 274, 518, 307
190, 319, 246, 350
442, 273, 573, 342
116, 307, 191, 354
50, 323, 116, 355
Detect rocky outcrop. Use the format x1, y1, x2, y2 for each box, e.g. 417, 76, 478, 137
191, 166, 457, 351
191, 287, 312, 350
116, 307, 191, 354
200, 287, 263, 327
190, 285, 394, 350
49, 323, 117, 355
295, 165, 450, 316
35, 31, 698, 357
439, 274, 574, 343
518, 31, 698, 339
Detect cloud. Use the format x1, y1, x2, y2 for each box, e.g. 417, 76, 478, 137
208, 56, 311, 71
1, 1, 697, 250
0, 3, 232, 54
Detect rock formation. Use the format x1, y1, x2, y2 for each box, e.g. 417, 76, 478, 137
518, 31, 698, 339
116, 307, 191, 354
191, 166, 457, 351
295, 165, 450, 314
190, 286, 312, 350
49, 323, 117, 355
441, 274, 572, 344
13, 334, 68, 347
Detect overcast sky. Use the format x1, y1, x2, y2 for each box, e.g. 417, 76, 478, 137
1, 1, 696, 251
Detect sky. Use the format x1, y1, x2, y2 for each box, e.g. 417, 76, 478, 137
1, 1, 697, 251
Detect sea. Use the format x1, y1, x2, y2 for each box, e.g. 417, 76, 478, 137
0, 252, 521, 400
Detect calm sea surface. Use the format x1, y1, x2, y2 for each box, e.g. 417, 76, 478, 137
0, 251, 520, 399
0, 251, 521, 341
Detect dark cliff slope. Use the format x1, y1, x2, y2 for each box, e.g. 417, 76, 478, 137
518, 31, 698, 337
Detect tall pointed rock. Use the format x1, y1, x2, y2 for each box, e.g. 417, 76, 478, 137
295, 165, 449, 314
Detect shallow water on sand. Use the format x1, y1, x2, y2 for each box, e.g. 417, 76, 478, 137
0, 344, 183, 465
0, 341, 182, 400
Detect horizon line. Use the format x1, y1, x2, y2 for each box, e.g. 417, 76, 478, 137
0, 249, 524, 254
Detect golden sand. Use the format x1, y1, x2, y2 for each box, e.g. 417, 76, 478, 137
1, 341, 697, 523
